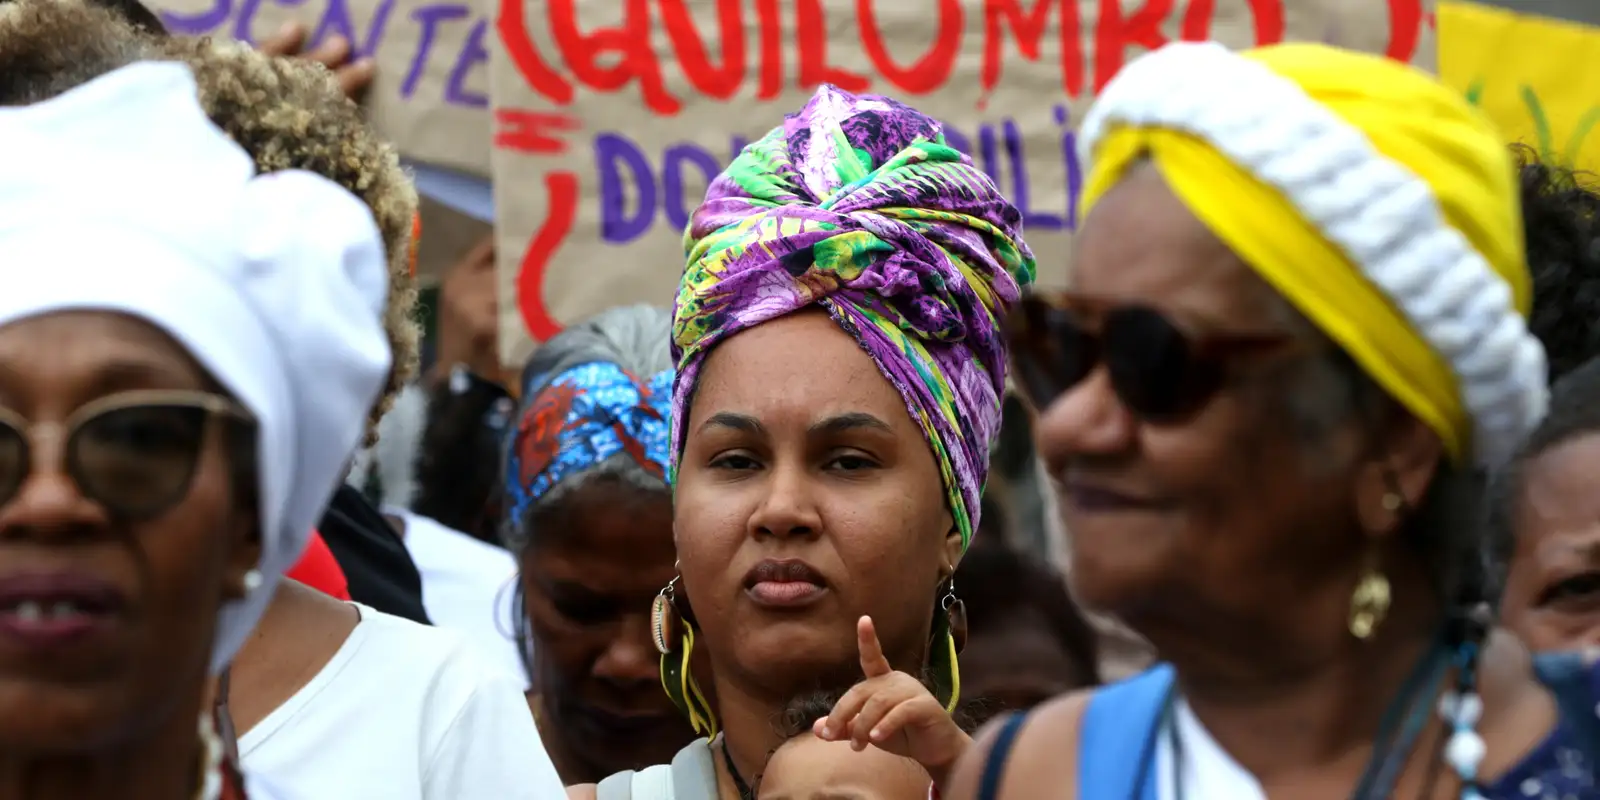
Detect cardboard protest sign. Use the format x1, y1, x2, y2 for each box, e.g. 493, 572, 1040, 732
489, 0, 1437, 368
1438, 1, 1600, 171
151, 0, 493, 179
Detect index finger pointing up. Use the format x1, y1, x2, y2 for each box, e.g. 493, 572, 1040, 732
857, 615, 891, 678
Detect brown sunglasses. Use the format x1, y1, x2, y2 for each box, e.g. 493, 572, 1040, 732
0, 390, 255, 520
1005, 291, 1307, 423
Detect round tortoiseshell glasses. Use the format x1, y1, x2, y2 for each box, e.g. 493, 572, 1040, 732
0, 390, 255, 520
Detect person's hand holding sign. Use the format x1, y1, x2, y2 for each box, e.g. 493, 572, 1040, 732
816, 616, 972, 788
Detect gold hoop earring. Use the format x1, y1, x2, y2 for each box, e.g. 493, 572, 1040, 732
1349, 558, 1391, 640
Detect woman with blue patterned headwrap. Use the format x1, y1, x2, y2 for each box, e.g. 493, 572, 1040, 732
502, 304, 697, 785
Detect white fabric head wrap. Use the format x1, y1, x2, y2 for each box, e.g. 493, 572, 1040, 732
0, 61, 392, 672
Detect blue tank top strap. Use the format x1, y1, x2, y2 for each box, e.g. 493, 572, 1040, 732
975, 711, 1030, 800
1078, 664, 1177, 800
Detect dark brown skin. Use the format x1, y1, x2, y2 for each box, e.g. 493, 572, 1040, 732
519, 480, 692, 783
429, 236, 508, 389
946, 166, 1557, 799
212, 580, 358, 737
1502, 434, 1600, 652
672, 309, 960, 796
0, 311, 260, 800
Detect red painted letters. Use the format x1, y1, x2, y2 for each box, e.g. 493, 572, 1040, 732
495, 0, 571, 104
798, 0, 871, 92
493, 110, 581, 153
1094, 0, 1174, 93
516, 172, 580, 341
858, 0, 963, 95
660, 0, 746, 100
499, 0, 1426, 115
546, 0, 677, 113
1385, 0, 1423, 62
755, 0, 785, 99
981, 0, 1084, 108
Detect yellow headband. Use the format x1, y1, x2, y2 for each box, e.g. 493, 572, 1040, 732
1079, 42, 1546, 466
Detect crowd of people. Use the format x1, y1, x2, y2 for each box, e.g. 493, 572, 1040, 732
1, 1, 1599, 798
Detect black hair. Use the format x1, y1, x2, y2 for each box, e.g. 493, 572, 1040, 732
1517, 145, 1600, 384
1486, 356, 1600, 590
411, 368, 514, 546
954, 539, 1102, 689
776, 689, 847, 740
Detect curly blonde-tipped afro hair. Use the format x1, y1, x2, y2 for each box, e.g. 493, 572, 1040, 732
0, 0, 421, 445
155, 36, 422, 443
0, 0, 158, 103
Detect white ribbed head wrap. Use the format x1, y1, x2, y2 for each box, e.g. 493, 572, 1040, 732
1077, 42, 1545, 467
0, 61, 392, 672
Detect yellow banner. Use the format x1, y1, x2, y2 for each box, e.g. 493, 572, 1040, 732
1438, 1, 1600, 170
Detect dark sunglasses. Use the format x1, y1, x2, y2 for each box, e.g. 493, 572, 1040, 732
1006, 292, 1303, 423
0, 390, 255, 520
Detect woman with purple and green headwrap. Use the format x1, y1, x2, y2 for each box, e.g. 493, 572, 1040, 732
581, 85, 1034, 800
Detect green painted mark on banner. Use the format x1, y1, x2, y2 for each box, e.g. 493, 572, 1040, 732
1465, 79, 1600, 166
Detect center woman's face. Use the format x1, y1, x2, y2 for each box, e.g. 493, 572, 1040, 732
0, 311, 255, 752
674, 310, 953, 690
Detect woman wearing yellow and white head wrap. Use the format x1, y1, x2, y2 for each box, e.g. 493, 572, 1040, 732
946, 43, 1600, 800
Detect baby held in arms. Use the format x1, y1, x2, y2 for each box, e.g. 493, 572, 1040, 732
760, 617, 973, 800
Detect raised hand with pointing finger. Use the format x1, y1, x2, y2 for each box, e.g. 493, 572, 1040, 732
815, 616, 972, 788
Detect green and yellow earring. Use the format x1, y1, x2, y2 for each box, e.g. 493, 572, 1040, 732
928, 579, 966, 713
651, 573, 718, 737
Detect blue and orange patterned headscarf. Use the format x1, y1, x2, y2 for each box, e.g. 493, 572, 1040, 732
503, 362, 673, 526
671, 85, 1037, 550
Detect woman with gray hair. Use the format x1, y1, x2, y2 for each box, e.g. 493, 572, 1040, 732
504, 304, 698, 784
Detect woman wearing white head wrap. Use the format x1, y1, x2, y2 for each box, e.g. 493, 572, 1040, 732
0, 61, 388, 798
947, 41, 1596, 800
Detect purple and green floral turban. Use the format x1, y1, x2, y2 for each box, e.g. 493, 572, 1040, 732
670, 85, 1037, 550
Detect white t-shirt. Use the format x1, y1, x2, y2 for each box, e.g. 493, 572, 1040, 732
240, 773, 288, 799
389, 508, 527, 686
1156, 698, 1264, 800
239, 605, 563, 800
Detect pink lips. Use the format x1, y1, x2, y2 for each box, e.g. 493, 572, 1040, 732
0, 572, 124, 650
1062, 481, 1169, 513
743, 559, 827, 609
